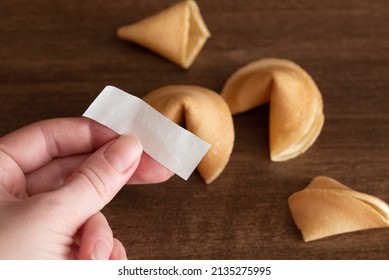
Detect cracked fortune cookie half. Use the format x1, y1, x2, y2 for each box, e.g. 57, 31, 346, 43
288, 176, 389, 242
143, 85, 234, 184
117, 0, 210, 69
221, 58, 324, 161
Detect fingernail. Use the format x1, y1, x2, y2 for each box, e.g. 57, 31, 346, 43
104, 135, 142, 173
92, 240, 111, 260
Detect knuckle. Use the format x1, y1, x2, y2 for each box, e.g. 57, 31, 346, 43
75, 165, 112, 204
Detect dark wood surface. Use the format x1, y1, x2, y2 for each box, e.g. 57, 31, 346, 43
1, 0, 389, 259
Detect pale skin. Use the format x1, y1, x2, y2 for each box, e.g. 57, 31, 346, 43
0, 118, 173, 259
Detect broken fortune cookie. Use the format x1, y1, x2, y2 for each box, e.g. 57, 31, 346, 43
221, 58, 324, 162
288, 176, 389, 242
117, 0, 210, 69
143, 85, 234, 184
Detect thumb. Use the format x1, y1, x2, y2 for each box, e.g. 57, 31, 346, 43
53, 135, 142, 226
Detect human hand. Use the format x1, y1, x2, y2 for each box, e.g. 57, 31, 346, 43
0, 118, 173, 259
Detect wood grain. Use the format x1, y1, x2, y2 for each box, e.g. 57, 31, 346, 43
0, 0, 388, 259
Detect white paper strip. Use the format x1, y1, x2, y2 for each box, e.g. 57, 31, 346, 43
83, 86, 211, 180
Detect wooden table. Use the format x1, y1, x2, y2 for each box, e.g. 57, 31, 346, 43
1, 0, 388, 259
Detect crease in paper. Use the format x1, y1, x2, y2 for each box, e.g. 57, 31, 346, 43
83, 86, 211, 180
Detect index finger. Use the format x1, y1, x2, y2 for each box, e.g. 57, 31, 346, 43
0, 117, 118, 174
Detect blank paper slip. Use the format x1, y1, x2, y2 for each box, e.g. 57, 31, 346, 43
83, 86, 211, 180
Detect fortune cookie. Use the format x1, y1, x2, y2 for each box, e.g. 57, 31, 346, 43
288, 176, 389, 242
117, 0, 210, 69
221, 58, 324, 161
143, 85, 234, 184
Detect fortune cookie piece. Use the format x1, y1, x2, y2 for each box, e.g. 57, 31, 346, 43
143, 85, 234, 184
288, 176, 389, 242
117, 0, 210, 69
221, 58, 324, 161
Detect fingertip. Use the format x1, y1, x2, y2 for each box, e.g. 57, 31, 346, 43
91, 240, 111, 260
104, 135, 143, 173
128, 152, 174, 184
77, 212, 113, 260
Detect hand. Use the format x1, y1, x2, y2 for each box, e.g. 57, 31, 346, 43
0, 118, 173, 259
